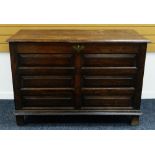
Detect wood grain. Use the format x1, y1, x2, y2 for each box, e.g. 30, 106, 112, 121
8, 29, 148, 125
8, 29, 149, 43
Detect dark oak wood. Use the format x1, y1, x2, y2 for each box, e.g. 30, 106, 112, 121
83, 95, 132, 107
19, 67, 75, 76
23, 96, 73, 107
21, 76, 73, 88
83, 76, 134, 87
8, 29, 149, 125
82, 67, 137, 76
15, 109, 142, 116
131, 116, 140, 126
16, 115, 25, 126
18, 54, 73, 66
8, 29, 149, 43
83, 54, 136, 67
74, 52, 82, 109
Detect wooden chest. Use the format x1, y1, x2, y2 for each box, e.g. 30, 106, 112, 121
8, 29, 149, 125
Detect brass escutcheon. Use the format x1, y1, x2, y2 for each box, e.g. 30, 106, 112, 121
73, 44, 85, 53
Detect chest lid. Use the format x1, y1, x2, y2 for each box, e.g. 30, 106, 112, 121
8, 29, 150, 43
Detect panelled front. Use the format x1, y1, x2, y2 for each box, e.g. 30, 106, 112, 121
81, 43, 138, 109
15, 43, 75, 109
12, 42, 140, 110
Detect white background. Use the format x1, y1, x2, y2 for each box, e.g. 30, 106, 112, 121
0, 0, 155, 155
0, 131, 155, 155
0, 0, 154, 24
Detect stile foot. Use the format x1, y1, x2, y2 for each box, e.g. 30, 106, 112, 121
16, 115, 25, 126
131, 116, 139, 126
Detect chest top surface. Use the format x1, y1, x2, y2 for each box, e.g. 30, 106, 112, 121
8, 29, 149, 43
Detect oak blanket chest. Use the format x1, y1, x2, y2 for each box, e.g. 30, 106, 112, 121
8, 29, 149, 125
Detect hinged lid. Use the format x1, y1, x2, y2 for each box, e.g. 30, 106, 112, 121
8, 29, 150, 43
